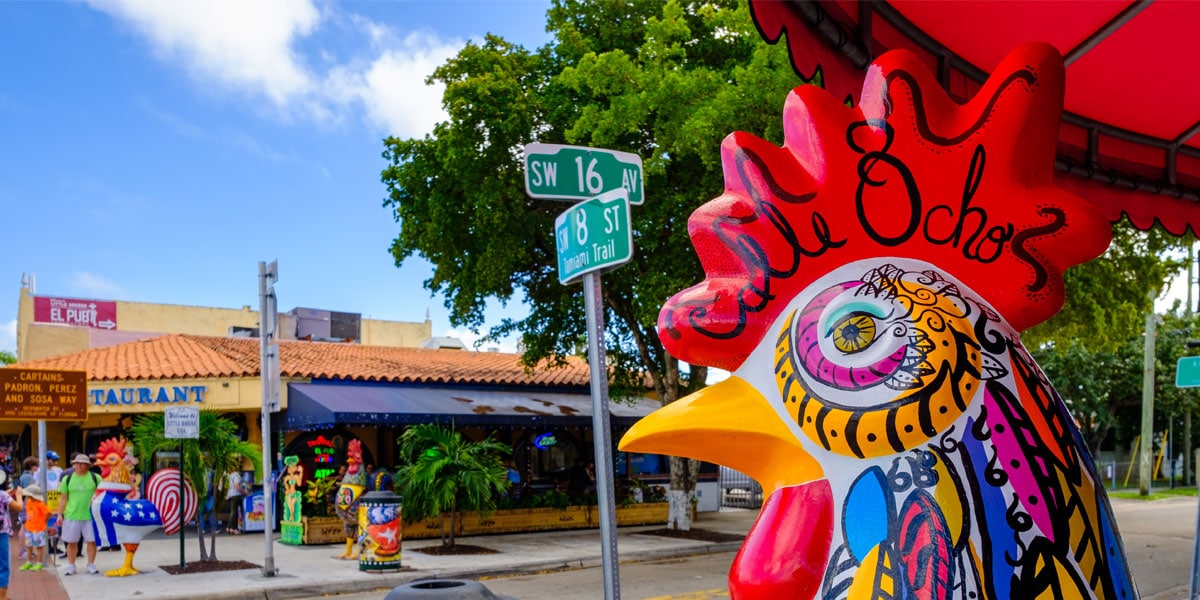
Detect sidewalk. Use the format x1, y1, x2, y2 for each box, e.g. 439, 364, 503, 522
18, 509, 756, 600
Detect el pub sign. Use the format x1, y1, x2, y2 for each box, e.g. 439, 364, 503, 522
34, 296, 118, 330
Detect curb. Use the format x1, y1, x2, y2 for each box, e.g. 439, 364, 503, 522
239, 541, 744, 600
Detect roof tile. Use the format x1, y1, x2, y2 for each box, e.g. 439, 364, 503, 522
9, 334, 592, 388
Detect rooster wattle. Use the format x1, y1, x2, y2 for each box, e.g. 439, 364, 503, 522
620, 43, 1134, 600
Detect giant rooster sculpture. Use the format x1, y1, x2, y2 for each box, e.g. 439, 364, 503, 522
620, 43, 1135, 600
90, 437, 187, 576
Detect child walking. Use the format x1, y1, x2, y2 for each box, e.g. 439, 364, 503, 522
18, 485, 47, 571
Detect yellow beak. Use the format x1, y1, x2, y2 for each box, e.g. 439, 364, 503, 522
619, 376, 824, 497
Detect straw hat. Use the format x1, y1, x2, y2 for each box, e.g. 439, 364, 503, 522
72, 453, 92, 465
23, 484, 43, 502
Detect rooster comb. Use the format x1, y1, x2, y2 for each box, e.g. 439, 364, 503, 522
97, 437, 127, 458
659, 43, 1110, 371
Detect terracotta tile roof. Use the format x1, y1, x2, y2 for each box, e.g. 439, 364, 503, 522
8, 334, 592, 388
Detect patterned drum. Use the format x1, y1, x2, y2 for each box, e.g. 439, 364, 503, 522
357, 491, 402, 572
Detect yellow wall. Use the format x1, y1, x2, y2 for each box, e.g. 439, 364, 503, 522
86, 377, 293, 415
18, 323, 90, 363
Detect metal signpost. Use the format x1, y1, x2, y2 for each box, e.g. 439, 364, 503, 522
164, 406, 199, 570
259, 260, 280, 577
1178, 357, 1200, 598
526, 143, 641, 600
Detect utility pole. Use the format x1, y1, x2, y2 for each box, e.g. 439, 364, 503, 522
259, 260, 280, 577
1140, 290, 1156, 496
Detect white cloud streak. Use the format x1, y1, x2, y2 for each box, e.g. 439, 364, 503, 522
69, 273, 127, 300
88, 0, 459, 139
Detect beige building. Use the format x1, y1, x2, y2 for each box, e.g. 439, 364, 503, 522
15, 284, 432, 362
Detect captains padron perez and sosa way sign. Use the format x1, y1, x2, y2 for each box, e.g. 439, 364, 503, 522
523, 143, 644, 284
0, 368, 88, 421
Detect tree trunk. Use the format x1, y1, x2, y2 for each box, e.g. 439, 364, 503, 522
447, 509, 457, 547
196, 509, 210, 561
666, 456, 698, 530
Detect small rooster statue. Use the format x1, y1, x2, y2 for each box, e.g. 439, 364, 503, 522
334, 439, 367, 560
620, 43, 1135, 600
90, 437, 170, 576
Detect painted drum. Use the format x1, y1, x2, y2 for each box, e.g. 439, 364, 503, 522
358, 491, 402, 572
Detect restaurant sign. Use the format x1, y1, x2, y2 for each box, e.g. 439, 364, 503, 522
34, 296, 117, 330
0, 368, 88, 421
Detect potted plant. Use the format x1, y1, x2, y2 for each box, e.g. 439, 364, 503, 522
299, 477, 342, 544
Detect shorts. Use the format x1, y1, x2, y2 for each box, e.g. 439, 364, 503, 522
0, 534, 9, 587
23, 530, 46, 548
60, 520, 95, 544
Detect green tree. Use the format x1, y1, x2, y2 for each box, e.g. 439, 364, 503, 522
128, 410, 261, 563
1033, 340, 1141, 453
0, 351, 15, 365
1025, 222, 1190, 351
395, 424, 511, 548
381, 0, 802, 530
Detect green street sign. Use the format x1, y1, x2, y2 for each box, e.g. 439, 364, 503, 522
1177, 356, 1200, 388
554, 189, 633, 284
525, 143, 644, 205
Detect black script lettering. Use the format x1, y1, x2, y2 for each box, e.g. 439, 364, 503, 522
848, 122, 1018, 264
849, 120, 921, 247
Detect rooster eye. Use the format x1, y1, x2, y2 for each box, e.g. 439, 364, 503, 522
828, 312, 877, 354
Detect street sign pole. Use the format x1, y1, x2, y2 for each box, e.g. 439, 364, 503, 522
529, 142, 641, 600
259, 260, 279, 577
583, 271, 621, 600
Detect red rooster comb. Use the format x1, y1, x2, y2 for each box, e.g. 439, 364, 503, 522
659, 42, 1111, 371
97, 437, 127, 458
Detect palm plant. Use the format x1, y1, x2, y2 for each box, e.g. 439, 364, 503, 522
128, 410, 261, 562
396, 423, 511, 547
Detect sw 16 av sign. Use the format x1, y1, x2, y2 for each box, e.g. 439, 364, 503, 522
0, 368, 88, 421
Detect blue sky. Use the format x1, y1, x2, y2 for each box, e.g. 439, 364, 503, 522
1, 0, 554, 355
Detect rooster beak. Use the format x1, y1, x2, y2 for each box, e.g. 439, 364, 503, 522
619, 375, 823, 497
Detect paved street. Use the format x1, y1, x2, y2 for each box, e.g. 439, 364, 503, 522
297, 495, 1199, 600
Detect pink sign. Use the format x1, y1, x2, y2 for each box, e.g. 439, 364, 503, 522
33, 296, 117, 329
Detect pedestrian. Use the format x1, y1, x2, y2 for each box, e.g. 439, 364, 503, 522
38, 451, 64, 558
223, 470, 245, 534
56, 453, 100, 576
15, 458, 36, 561
0, 475, 26, 600
17, 485, 47, 572
366, 463, 393, 493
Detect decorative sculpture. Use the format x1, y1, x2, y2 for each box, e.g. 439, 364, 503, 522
334, 439, 366, 560
620, 43, 1135, 599
90, 437, 188, 576
279, 455, 305, 545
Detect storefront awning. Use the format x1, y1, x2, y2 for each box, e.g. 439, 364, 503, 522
283, 382, 661, 430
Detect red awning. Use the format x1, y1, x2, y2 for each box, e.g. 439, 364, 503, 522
750, 0, 1200, 236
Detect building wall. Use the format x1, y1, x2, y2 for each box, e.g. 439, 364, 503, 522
16, 287, 433, 361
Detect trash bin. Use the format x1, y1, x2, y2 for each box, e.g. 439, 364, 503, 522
358, 490, 402, 572
384, 580, 515, 599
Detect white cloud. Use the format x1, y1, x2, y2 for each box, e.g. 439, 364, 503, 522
0, 319, 15, 355
90, 1, 460, 139
69, 273, 127, 300
326, 32, 457, 138
89, 0, 319, 107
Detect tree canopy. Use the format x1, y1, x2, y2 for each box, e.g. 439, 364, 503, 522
381, 0, 803, 527
381, 0, 1195, 512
